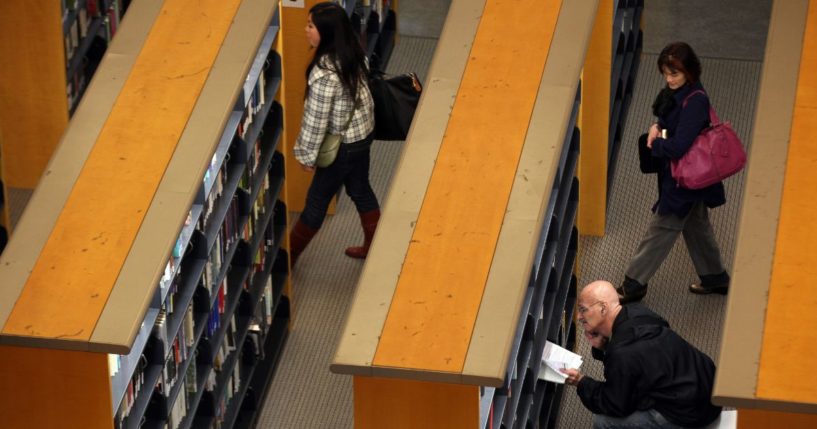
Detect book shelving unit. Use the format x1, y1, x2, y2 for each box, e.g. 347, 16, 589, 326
63, 0, 132, 116
714, 0, 817, 426
0, 0, 131, 234
0, 1, 292, 428
330, 1, 596, 428
606, 0, 643, 194
577, 0, 642, 236
484, 96, 580, 428
347, 0, 397, 72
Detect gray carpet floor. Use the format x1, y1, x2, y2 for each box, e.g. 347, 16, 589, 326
256, 36, 438, 429
555, 55, 762, 428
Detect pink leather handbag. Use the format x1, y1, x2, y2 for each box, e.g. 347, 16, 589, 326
671, 90, 746, 189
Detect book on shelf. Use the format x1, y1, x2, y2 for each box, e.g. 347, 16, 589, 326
87, 0, 100, 17
78, 7, 89, 38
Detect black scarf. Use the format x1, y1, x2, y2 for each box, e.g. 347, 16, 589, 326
652, 86, 677, 118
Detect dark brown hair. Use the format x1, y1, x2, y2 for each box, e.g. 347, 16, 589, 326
306, 2, 368, 98
657, 42, 701, 83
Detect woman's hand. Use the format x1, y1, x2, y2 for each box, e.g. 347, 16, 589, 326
300, 163, 316, 172
647, 123, 661, 149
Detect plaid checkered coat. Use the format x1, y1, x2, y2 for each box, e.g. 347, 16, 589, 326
294, 56, 375, 167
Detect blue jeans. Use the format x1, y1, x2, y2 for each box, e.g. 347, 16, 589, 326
299, 135, 379, 230
594, 409, 685, 429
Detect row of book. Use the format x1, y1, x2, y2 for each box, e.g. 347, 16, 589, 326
107, 26, 284, 426
118, 216, 280, 428
238, 70, 268, 138
111, 351, 149, 427
201, 159, 227, 233
64, 0, 126, 114
109, 145, 281, 428
208, 232, 281, 428
200, 115, 279, 291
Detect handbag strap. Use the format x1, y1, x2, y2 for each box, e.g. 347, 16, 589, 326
682, 89, 720, 125
340, 94, 360, 134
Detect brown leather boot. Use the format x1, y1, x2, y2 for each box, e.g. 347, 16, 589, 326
289, 220, 318, 267
345, 209, 380, 259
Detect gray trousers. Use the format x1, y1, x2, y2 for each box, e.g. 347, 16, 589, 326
625, 201, 725, 285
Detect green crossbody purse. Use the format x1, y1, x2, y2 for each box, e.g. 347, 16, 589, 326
316, 97, 358, 168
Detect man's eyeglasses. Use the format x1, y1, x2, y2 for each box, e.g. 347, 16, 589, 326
577, 301, 603, 315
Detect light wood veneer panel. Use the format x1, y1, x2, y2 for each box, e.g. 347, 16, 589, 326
756, 0, 817, 406
373, 0, 561, 373
2, 0, 241, 342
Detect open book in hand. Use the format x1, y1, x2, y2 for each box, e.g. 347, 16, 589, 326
538, 340, 583, 384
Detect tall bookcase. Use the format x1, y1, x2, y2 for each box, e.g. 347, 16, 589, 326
119, 19, 290, 429
346, 0, 397, 71
0, 1, 291, 428
577, 0, 642, 236
112, 5, 291, 429
0, 0, 130, 235
330, 1, 593, 428
606, 0, 643, 191
63, 0, 132, 115
482, 95, 580, 429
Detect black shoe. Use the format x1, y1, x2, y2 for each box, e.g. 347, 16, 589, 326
689, 283, 729, 295
690, 271, 730, 295
617, 277, 648, 304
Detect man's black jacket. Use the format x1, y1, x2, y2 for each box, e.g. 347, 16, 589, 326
576, 303, 722, 427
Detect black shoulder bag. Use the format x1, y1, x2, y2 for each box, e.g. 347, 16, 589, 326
368, 70, 423, 140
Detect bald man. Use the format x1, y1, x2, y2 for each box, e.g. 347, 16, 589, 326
561, 280, 721, 428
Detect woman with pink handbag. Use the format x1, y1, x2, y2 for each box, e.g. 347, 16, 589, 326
620, 42, 730, 303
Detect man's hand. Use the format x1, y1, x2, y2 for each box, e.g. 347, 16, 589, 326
585, 330, 607, 350
560, 368, 584, 386
300, 163, 316, 172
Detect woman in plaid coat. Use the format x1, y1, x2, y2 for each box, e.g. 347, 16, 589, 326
289, 1, 380, 266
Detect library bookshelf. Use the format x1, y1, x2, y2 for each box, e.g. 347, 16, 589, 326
0, 1, 291, 428
0, 0, 130, 233
577, 0, 643, 236
330, 0, 601, 427
714, 0, 817, 426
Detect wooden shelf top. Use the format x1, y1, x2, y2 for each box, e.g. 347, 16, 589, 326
331, 0, 598, 387
714, 0, 817, 414
0, 0, 278, 354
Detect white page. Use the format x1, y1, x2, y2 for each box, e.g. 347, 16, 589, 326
538, 340, 583, 383
539, 363, 568, 384
543, 340, 583, 368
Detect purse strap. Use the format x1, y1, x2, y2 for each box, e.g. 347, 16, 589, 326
682, 89, 720, 125
340, 95, 360, 134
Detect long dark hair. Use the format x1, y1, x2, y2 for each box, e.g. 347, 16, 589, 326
306, 2, 368, 98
